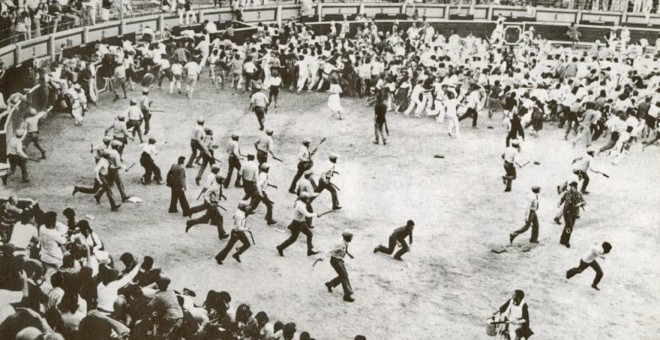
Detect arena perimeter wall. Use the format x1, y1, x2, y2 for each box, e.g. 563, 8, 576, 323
2, 2, 660, 163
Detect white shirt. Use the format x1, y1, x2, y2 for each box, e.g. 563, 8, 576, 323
9, 222, 38, 250
581, 243, 605, 263
185, 62, 200, 77
96, 264, 140, 313
142, 144, 157, 156
39, 226, 67, 266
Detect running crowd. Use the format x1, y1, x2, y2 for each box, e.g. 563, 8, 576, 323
2, 9, 660, 340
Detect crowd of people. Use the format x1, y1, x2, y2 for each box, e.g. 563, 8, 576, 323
1, 1, 660, 338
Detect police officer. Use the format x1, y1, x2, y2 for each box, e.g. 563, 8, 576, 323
501, 139, 522, 192
323, 230, 355, 302
140, 138, 162, 185
140, 89, 153, 135
74, 151, 120, 211
126, 99, 144, 143
186, 174, 229, 240
96, 140, 129, 203
276, 194, 319, 257
239, 153, 258, 202
104, 113, 133, 155
247, 163, 276, 225
254, 129, 277, 165
195, 127, 216, 186
296, 170, 318, 228
315, 154, 341, 210
224, 133, 243, 188
6, 129, 30, 183
215, 201, 252, 265
374, 220, 415, 261
23, 108, 47, 159
186, 118, 206, 168
92, 136, 112, 163
288, 138, 311, 193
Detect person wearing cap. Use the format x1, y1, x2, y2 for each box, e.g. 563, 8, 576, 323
566, 241, 612, 291
186, 118, 206, 168
186, 174, 228, 240
193, 163, 222, 207
559, 181, 585, 248
73, 151, 120, 211
22, 108, 47, 159
224, 133, 244, 188
147, 277, 184, 336
7, 129, 30, 183
140, 138, 162, 185
501, 139, 524, 192
288, 139, 311, 194
92, 136, 112, 163
276, 194, 319, 257
168, 156, 191, 217
254, 129, 277, 165
509, 187, 541, 245
140, 89, 153, 135
247, 163, 276, 225
250, 85, 269, 131
195, 127, 217, 186
374, 220, 415, 260
571, 148, 596, 194
125, 99, 144, 144
239, 153, 259, 201
96, 141, 130, 205
320, 230, 354, 302
104, 113, 133, 155
215, 201, 252, 264
315, 154, 341, 210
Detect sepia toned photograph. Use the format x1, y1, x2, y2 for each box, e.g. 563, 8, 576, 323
1, 0, 659, 339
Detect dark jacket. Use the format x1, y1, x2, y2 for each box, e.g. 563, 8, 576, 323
168, 164, 186, 190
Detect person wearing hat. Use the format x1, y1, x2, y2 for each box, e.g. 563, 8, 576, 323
185, 118, 206, 168
96, 141, 130, 204
104, 113, 133, 155
22, 108, 47, 160
254, 129, 277, 165
571, 148, 596, 194
6, 129, 30, 183
247, 163, 276, 225
250, 84, 269, 131
320, 230, 354, 302
224, 133, 244, 188
193, 163, 222, 206
195, 127, 217, 186
276, 193, 319, 257
125, 98, 144, 144
140, 89, 153, 135
509, 187, 541, 245
74, 151, 120, 211
501, 139, 523, 192
186, 173, 229, 240
168, 156, 191, 217
314, 154, 341, 210
288, 138, 311, 194
559, 181, 585, 248
374, 220, 415, 260
147, 276, 184, 336
215, 201, 252, 264
92, 136, 112, 163
566, 241, 612, 291
140, 138, 162, 185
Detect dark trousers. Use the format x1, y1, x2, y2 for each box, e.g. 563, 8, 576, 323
186, 140, 205, 168
256, 150, 268, 164
567, 259, 603, 286
187, 203, 226, 238
328, 257, 353, 298
374, 122, 386, 143
289, 161, 310, 192
458, 107, 478, 127
277, 220, 314, 254
140, 152, 161, 184
242, 180, 256, 201
315, 179, 340, 208
505, 132, 522, 147
169, 187, 190, 215
24, 132, 46, 157
142, 110, 152, 134
599, 132, 620, 153
224, 156, 242, 188
560, 212, 575, 246
254, 106, 265, 131
103, 168, 128, 201
510, 211, 539, 242
503, 161, 516, 190
215, 229, 250, 262
8, 155, 28, 181
91, 176, 118, 209
127, 119, 143, 143
575, 170, 590, 192
195, 151, 215, 182
248, 193, 273, 222
375, 235, 409, 259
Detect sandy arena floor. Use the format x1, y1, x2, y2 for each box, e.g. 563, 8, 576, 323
5, 78, 660, 339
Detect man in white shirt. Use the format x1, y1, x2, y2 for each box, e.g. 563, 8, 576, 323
140, 138, 161, 185
97, 261, 141, 313
314, 154, 341, 210
566, 242, 612, 291
215, 201, 251, 264
247, 163, 276, 225
509, 186, 540, 244
184, 60, 200, 99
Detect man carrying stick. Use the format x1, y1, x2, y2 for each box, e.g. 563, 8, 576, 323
317, 230, 355, 302
276, 194, 319, 257
501, 139, 524, 192
215, 201, 252, 264
247, 163, 276, 226
186, 174, 229, 240
374, 220, 415, 261
314, 154, 341, 210
509, 186, 540, 244
254, 129, 279, 165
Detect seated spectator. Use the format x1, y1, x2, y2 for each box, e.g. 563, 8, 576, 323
46, 272, 64, 311
18, 260, 48, 313
147, 277, 183, 337
96, 259, 141, 315
38, 212, 67, 270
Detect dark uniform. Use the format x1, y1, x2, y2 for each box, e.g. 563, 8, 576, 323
276, 199, 317, 257
254, 129, 274, 165
559, 183, 585, 248
374, 221, 414, 260
186, 175, 228, 240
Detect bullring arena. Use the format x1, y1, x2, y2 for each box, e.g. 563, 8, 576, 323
1, 1, 660, 339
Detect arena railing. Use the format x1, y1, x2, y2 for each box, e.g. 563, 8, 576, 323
2, 2, 660, 162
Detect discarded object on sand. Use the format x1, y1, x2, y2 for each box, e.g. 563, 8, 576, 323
434, 154, 445, 159
127, 197, 143, 203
